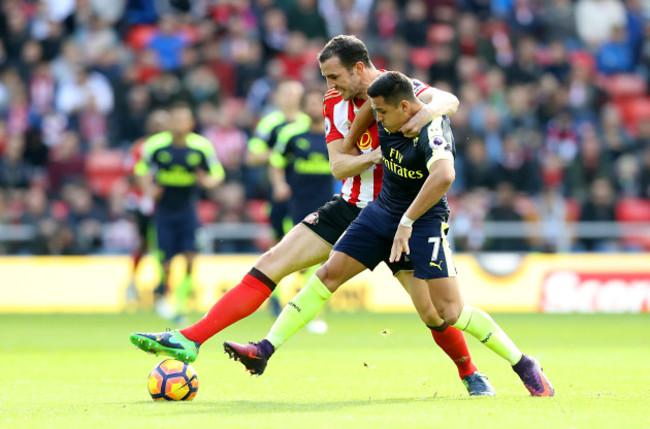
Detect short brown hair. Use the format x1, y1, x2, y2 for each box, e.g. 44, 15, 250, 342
367, 71, 417, 106
318, 35, 373, 70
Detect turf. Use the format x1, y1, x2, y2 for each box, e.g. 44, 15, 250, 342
4, 312, 649, 429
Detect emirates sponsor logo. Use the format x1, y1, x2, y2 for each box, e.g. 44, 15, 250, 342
541, 271, 650, 313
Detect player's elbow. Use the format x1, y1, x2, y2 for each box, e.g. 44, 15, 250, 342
439, 168, 455, 188
329, 163, 347, 181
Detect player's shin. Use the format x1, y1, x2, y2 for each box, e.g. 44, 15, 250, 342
428, 322, 478, 379
452, 304, 523, 365
265, 273, 332, 349
180, 268, 274, 344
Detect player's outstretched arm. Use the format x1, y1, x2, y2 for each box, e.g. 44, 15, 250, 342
399, 88, 459, 138
389, 158, 455, 262
342, 101, 375, 154
269, 165, 291, 202
327, 138, 382, 181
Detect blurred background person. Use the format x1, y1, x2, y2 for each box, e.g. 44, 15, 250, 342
135, 102, 224, 322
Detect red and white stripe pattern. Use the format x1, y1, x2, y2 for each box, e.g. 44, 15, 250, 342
322, 76, 428, 208
323, 89, 381, 208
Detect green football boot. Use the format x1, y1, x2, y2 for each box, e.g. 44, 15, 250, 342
130, 329, 200, 363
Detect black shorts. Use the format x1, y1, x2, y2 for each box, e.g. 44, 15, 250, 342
300, 195, 413, 275
334, 201, 456, 280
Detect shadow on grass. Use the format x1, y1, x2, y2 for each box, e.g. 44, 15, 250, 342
121, 395, 481, 414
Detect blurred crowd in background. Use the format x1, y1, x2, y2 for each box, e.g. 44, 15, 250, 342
1, 0, 650, 256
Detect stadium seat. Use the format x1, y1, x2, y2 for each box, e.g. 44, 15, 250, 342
125, 25, 157, 50
603, 74, 647, 100
197, 200, 219, 224
615, 197, 650, 250
246, 199, 270, 224
427, 23, 454, 44
409, 48, 435, 70
51, 200, 69, 220
85, 150, 127, 198
615, 97, 650, 137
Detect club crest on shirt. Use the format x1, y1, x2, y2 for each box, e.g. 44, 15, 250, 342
357, 131, 373, 151
303, 211, 319, 225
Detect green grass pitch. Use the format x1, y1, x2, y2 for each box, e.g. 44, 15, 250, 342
4, 311, 649, 428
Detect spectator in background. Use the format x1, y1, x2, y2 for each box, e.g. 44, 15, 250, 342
277, 32, 311, 81
541, 0, 577, 44
577, 177, 618, 251
600, 104, 633, 159
565, 126, 614, 202
50, 39, 83, 84
545, 108, 579, 163
536, 186, 571, 252
3, 8, 30, 62
118, 85, 151, 145
566, 60, 603, 120
463, 136, 494, 191
55, 67, 114, 116
46, 131, 85, 194
397, 0, 429, 48
147, 14, 189, 72
575, 0, 627, 48
493, 134, 541, 195
286, 0, 328, 41
451, 13, 495, 66
483, 181, 530, 252
22, 128, 49, 173
614, 154, 641, 197
260, 8, 289, 60
212, 182, 257, 253
246, 58, 287, 116
596, 25, 635, 75
149, 72, 191, 108
184, 65, 221, 107
639, 147, 650, 199
199, 102, 248, 182
0, 135, 30, 191
505, 38, 543, 86
428, 44, 457, 90
65, 184, 106, 254
20, 185, 50, 226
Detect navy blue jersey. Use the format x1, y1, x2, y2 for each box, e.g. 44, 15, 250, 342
375, 116, 455, 222
271, 121, 333, 221
135, 132, 225, 213
248, 111, 310, 154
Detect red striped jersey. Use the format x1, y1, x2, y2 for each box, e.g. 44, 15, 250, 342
322, 75, 429, 207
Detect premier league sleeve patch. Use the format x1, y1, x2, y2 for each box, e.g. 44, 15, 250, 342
324, 117, 331, 137
429, 135, 448, 150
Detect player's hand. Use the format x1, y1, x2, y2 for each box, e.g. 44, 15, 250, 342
273, 182, 291, 202
389, 224, 412, 262
150, 184, 164, 201
367, 147, 383, 164
399, 107, 434, 138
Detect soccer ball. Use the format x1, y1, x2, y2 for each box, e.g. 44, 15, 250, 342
147, 359, 199, 401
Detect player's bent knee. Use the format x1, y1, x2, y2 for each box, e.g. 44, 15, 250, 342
315, 263, 343, 293
419, 308, 444, 327
441, 307, 462, 326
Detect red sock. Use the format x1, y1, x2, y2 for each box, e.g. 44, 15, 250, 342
132, 250, 142, 269
430, 323, 478, 379
180, 268, 274, 344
